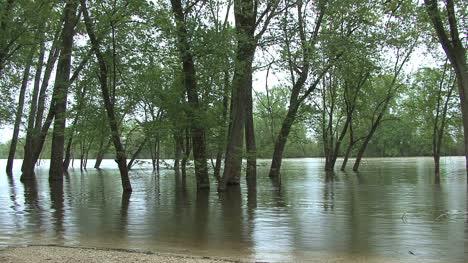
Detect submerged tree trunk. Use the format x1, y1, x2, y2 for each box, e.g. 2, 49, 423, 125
214, 71, 230, 182
63, 84, 87, 171
82, 0, 132, 192
156, 137, 160, 172
245, 77, 256, 180
94, 137, 111, 169
171, 0, 209, 189
219, 2, 257, 190
21, 29, 61, 181
6, 50, 34, 174
424, 0, 468, 180
341, 120, 357, 171
149, 135, 160, 172
433, 65, 455, 181
128, 138, 147, 170
268, 2, 326, 178
352, 116, 382, 172
49, 1, 79, 181
174, 133, 182, 173
269, 103, 300, 177
181, 129, 191, 179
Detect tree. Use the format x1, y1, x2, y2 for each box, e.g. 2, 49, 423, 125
169, 0, 211, 189
81, 0, 132, 192
5, 48, 34, 174
410, 66, 457, 180
219, 0, 280, 191
268, 0, 378, 177
49, 1, 80, 181
424, 0, 468, 179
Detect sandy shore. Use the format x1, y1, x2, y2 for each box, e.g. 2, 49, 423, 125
0, 245, 235, 263
0, 245, 453, 263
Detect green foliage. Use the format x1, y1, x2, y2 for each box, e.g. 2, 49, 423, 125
0, 0, 465, 163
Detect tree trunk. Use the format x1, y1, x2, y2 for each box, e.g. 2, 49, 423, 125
94, 137, 111, 169
171, 0, 209, 189
6, 49, 33, 174
352, 119, 380, 172
214, 70, 230, 182
49, 1, 79, 181
156, 136, 160, 173
174, 133, 182, 173
245, 76, 256, 180
453, 56, 468, 180
341, 141, 353, 171
21, 29, 61, 181
63, 133, 73, 171
424, 0, 468, 180
82, 0, 132, 192
434, 154, 440, 182
181, 129, 191, 179
127, 138, 147, 170
269, 104, 299, 178
219, 0, 262, 191
21, 40, 45, 176
219, 43, 256, 190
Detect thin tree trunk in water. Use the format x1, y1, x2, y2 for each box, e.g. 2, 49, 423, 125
6, 49, 34, 174
245, 77, 256, 180
21, 29, 61, 180
82, 0, 132, 192
433, 65, 455, 181
156, 136, 160, 172
329, 117, 351, 170
150, 135, 159, 171
434, 155, 440, 183
49, 1, 79, 181
353, 119, 380, 172
21, 40, 45, 176
214, 70, 230, 182
269, 104, 299, 178
181, 129, 191, 179
268, 1, 326, 178
94, 137, 111, 168
174, 133, 182, 173
128, 138, 147, 170
424, 0, 468, 180
80, 141, 85, 171
63, 134, 73, 171
341, 142, 353, 171
171, 0, 209, 189
150, 138, 156, 170
84, 139, 92, 169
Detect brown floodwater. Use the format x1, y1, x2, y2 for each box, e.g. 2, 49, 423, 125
0, 157, 466, 262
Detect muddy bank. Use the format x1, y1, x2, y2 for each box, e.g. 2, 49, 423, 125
0, 245, 235, 263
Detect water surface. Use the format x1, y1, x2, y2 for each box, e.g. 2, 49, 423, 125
0, 157, 466, 262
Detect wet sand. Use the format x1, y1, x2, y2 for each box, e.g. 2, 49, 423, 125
0, 245, 233, 263
0, 245, 441, 263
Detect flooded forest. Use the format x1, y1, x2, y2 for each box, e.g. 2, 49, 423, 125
0, 0, 467, 262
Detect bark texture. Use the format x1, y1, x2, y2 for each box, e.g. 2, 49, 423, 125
6, 49, 33, 174
425, 0, 468, 179
82, 0, 132, 192
170, 0, 209, 189
49, 1, 79, 181
219, 0, 257, 191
